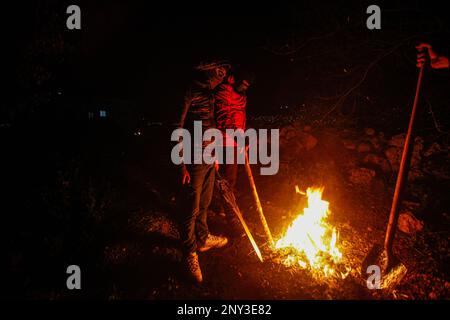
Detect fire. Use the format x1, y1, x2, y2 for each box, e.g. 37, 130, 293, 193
275, 187, 342, 277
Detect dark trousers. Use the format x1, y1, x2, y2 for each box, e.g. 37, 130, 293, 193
179, 163, 215, 254
219, 162, 238, 191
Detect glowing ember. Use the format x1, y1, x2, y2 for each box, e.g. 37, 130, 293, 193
275, 187, 342, 277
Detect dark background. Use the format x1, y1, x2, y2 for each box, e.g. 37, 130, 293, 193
5, 0, 450, 126
2, 0, 450, 299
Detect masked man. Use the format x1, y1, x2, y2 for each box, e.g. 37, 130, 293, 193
176, 60, 231, 283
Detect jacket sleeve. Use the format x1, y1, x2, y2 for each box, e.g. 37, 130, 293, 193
178, 87, 192, 129
175, 88, 192, 172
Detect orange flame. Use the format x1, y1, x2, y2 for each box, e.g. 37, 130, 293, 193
275, 187, 342, 276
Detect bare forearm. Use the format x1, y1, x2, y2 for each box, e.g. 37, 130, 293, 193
431, 56, 450, 69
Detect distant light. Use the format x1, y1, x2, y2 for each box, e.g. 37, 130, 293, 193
100, 110, 107, 118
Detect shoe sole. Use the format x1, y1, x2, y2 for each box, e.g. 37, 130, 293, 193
198, 241, 229, 252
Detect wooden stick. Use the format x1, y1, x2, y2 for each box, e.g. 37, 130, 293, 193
245, 150, 274, 246
232, 205, 264, 262
384, 64, 425, 268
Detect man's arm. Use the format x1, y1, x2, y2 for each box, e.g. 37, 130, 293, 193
178, 88, 192, 129
416, 43, 450, 69
431, 56, 450, 69
176, 88, 192, 185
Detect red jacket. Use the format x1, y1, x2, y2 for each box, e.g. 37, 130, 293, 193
214, 83, 246, 133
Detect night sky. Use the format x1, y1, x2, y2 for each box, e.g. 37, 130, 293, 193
5, 1, 450, 125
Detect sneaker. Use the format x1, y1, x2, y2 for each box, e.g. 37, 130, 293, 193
198, 234, 229, 252
185, 252, 203, 283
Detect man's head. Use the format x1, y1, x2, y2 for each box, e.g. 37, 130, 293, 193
194, 60, 231, 89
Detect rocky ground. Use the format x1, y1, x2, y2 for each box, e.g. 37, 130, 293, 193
4, 115, 450, 300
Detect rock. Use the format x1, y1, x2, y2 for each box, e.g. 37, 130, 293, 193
280, 125, 317, 151
385, 135, 423, 177
369, 136, 382, 151
388, 134, 424, 153
303, 133, 318, 150
365, 128, 375, 136
384, 147, 424, 180
409, 168, 425, 181
364, 154, 391, 173
424, 142, 443, 157
402, 200, 421, 210
428, 292, 438, 300
385, 147, 402, 171
397, 211, 424, 235
280, 125, 297, 141
414, 136, 424, 153
357, 142, 372, 153
343, 139, 357, 150
349, 168, 376, 185
388, 134, 406, 148
146, 215, 179, 239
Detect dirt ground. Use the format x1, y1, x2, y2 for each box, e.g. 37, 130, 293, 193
6, 116, 448, 300
130, 123, 448, 300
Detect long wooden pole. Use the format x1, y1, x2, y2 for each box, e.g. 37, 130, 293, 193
231, 204, 264, 262
384, 64, 425, 267
245, 150, 274, 246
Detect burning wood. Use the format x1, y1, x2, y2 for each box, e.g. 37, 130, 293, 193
274, 187, 347, 278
